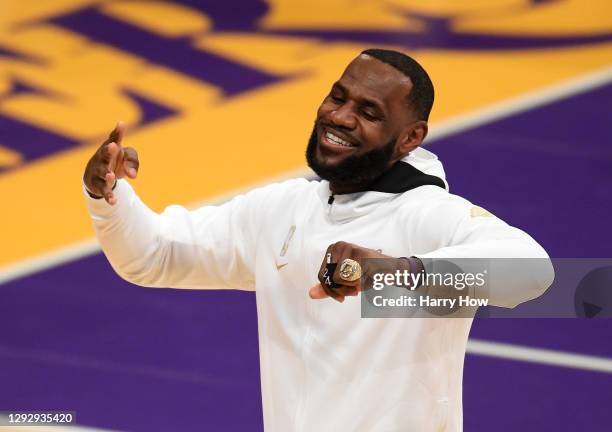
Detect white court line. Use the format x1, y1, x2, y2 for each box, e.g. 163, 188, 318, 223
1, 345, 609, 432
0, 239, 100, 286
0, 168, 310, 286
1, 65, 611, 287
468, 339, 612, 374
426, 65, 612, 142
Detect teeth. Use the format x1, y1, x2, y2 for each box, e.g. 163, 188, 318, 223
325, 131, 353, 147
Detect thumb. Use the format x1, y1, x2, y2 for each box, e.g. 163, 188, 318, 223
309, 284, 329, 300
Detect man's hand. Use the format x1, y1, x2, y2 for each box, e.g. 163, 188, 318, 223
310, 241, 407, 303
83, 121, 139, 205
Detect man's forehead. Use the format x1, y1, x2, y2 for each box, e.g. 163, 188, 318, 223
337, 54, 413, 102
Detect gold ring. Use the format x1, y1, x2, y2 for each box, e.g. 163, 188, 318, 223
339, 258, 362, 282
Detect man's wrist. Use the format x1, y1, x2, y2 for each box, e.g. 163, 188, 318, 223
84, 179, 117, 199
398, 256, 425, 289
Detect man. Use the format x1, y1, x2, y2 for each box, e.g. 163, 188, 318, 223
83, 49, 553, 431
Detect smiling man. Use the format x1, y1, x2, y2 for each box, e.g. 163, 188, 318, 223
83, 49, 553, 431
307, 49, 432, 194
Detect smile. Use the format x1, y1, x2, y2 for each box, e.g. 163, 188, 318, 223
321, 129, 357, 149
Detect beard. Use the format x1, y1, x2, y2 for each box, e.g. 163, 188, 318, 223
306, 124, 396, 187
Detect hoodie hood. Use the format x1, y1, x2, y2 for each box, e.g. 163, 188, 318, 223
402, 147, 448, 190
368, 147, 448, 193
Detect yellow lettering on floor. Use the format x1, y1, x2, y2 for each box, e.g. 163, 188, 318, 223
0, 0, 611, 268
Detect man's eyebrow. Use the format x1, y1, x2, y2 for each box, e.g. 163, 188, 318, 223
331, 82, 345, 93
332, 82, 386, 112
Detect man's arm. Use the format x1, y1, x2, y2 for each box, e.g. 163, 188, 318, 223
414, 200, 554, 308
309, 197, 554, 307
83, 123, 257, 290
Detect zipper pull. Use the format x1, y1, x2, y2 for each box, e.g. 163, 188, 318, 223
328, 194, 335, 205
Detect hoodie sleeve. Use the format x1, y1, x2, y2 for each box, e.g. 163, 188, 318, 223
413, 196, 555, 308
84, 179, 262, 290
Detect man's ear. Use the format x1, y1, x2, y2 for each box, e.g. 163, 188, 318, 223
397, 121, 428, 157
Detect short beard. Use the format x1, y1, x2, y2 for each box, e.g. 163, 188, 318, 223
306, 125, 396, 187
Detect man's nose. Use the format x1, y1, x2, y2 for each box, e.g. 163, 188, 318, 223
330, 103, 356, 129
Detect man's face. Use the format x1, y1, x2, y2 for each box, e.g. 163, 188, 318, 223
307, 54, 414, 187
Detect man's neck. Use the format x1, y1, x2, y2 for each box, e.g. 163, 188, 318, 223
329, 160, 399, 195
329, 182, 369, 195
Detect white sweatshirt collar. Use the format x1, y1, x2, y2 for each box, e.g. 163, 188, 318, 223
316, 147, 448, 223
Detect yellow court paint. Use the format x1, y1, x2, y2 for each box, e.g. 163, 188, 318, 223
0, 0, 611, 267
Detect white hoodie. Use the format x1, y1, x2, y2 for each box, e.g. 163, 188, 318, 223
85, 147, 553, 431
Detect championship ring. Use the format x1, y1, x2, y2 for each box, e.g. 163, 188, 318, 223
339, 258, 362, 282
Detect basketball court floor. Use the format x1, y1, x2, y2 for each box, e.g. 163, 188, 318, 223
1, 1, 611, 430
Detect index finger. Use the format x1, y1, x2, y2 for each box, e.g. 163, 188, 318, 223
107, 121, 126, 146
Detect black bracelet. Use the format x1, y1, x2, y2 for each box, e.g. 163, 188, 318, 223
399, 256, 426, 289
85, 180, 117, 199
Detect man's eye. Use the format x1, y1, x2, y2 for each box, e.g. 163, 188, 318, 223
330, 95, 344, 103
362, 111, 378, 121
